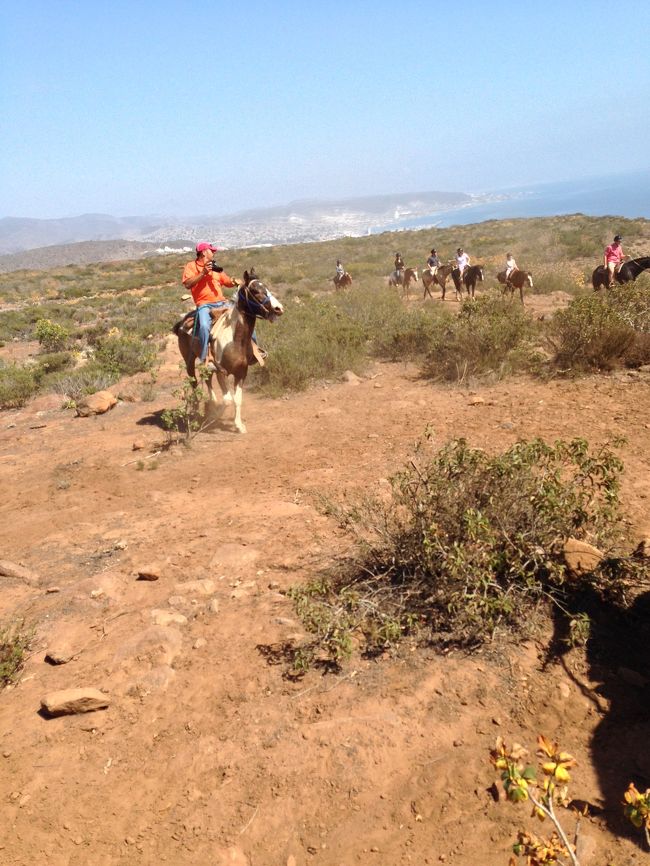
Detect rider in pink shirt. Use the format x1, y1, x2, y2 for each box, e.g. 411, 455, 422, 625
604, 234, 625, 287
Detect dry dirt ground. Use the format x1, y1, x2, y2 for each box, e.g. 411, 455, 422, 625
1, 292, 649, 866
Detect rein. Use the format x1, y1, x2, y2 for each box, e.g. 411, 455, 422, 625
237, 281, 272, 319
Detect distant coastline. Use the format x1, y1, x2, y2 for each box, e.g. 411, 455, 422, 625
378, 170, 650, 233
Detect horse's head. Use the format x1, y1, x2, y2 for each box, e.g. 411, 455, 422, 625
237, 277, 284, 322
476, 267, 484, 281
526, 272, 534, 288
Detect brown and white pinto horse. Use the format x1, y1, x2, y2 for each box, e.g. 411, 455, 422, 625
333, 272, 352, 289
389, 267, 419, 298
422, 263, 455, 300
173, 271, 283, 433
497, 269, 533, 304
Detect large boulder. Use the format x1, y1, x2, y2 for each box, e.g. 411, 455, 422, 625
41, 688, 110, 716
76, 391, 117, 417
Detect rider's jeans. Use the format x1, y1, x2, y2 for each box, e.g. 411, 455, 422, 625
196, 302, 228, 361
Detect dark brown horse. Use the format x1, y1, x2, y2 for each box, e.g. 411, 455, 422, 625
422, 263, 455, 299
389, 267, 419, 298
592, 256, 650, 291
451, 265, 484, 300
333, 272, 352, 289
172, 270, 283, 433
497, 269, 533, 304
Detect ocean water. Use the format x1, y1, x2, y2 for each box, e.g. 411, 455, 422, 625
378, 170, 650, 232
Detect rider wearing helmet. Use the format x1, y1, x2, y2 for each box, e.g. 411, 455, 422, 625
455, 247, 470, 278
604, 234, 625, 288
426, 248, 440, 277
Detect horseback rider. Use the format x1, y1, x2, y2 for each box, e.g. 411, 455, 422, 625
604, 234, 625, 288
182, 243, 266, 367
394, 252, 405, 280
335, 259, 345, 284
505, 252, 518, 282
426, 248, 440, 278
182, 243, 238, 369
455, 247, 470, 278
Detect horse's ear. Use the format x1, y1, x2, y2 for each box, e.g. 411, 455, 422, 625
243, 270, 250, 284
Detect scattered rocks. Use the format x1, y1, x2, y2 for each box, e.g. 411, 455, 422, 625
468, 396, 485, 406
41, 688, 110, 717
563, 538, 604, 576
181, 293, 191, 301
75, 391, 118, 417
633, 534, 650, 559
193, 638, 207, 650
45, 586, 61, 594
131, 441, 145, 451
341, 370, 361, 385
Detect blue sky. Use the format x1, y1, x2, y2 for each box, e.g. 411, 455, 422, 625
1, 0, 649, 219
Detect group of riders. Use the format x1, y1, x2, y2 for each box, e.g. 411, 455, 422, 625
334, 233, 629, 291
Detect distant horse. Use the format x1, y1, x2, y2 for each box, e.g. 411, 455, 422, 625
460, 265, 485, 299
422, 263, 455, 300
333, 272, 352, 289
497, 269, 533, 304
173, 270, 283, 433
451, 266, 484, 301
592, 256, 650, 291
389, 267, 419, 298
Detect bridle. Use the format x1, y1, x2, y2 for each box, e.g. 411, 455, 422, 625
237, 280, 275, 319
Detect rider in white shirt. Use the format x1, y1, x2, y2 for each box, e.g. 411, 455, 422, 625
505, 253, 517, 281
455, 247, 470, 276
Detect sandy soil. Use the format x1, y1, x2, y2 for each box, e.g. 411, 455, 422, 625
1, 292, 649, 866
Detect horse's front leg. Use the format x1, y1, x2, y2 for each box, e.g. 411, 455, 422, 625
232, 376, 246, 434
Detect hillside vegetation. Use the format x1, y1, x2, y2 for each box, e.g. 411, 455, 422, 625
1, 214, 649, 409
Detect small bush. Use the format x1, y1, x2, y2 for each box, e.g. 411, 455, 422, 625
291, 435, 635, 666
550, 294, 636, 370
94, 334, 158, 377
0, 621, 32, 687
422, 292, 540, 382
49, 363, 117, 401
36, 351, 75, 374
0, 362, 41, 409
35, 318, 69, 351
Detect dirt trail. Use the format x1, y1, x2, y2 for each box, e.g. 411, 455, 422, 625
1, 297, 649, 866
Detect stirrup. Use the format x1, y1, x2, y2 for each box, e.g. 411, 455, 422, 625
252, 343, 267, 366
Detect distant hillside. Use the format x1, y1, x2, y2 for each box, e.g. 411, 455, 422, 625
0, 190, 475, 259
0, 239, 191, 274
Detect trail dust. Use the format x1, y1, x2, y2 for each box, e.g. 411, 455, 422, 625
1, 291, 649, 866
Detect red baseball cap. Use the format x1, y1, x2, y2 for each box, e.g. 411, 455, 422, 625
196, 242, 219, 253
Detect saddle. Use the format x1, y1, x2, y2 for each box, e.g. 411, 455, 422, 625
177, 306, 230, 335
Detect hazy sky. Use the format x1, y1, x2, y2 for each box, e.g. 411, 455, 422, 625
1, 0, 649, 219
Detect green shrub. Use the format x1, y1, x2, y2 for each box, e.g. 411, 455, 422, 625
36, 351, 75, 374
422, 291, 540, 382
290, 436, 635, 667
49, 363, 117, 402
550, 294, 636, 370
0, 362, 41, 409
253, 298, 367, 395
35, 318, 69, 351
0, 621, 32, 687
94, 334, 158, 377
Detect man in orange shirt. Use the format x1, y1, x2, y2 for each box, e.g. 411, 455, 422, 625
182, 242, 238, 366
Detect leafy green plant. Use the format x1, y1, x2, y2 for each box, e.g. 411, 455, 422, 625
422, 292, 541, 382
35, 318, 69, 352
290, 435, 636, 666
160, 374, 208, 445
549, 296, 633, 370
0, 362, 41, 409
93, 334, 158, 377
624, 783, 650, 848
491, 736, 581, 866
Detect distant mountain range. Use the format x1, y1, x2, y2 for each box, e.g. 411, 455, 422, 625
0, 190, 489, 269
2, 172, 648, 272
